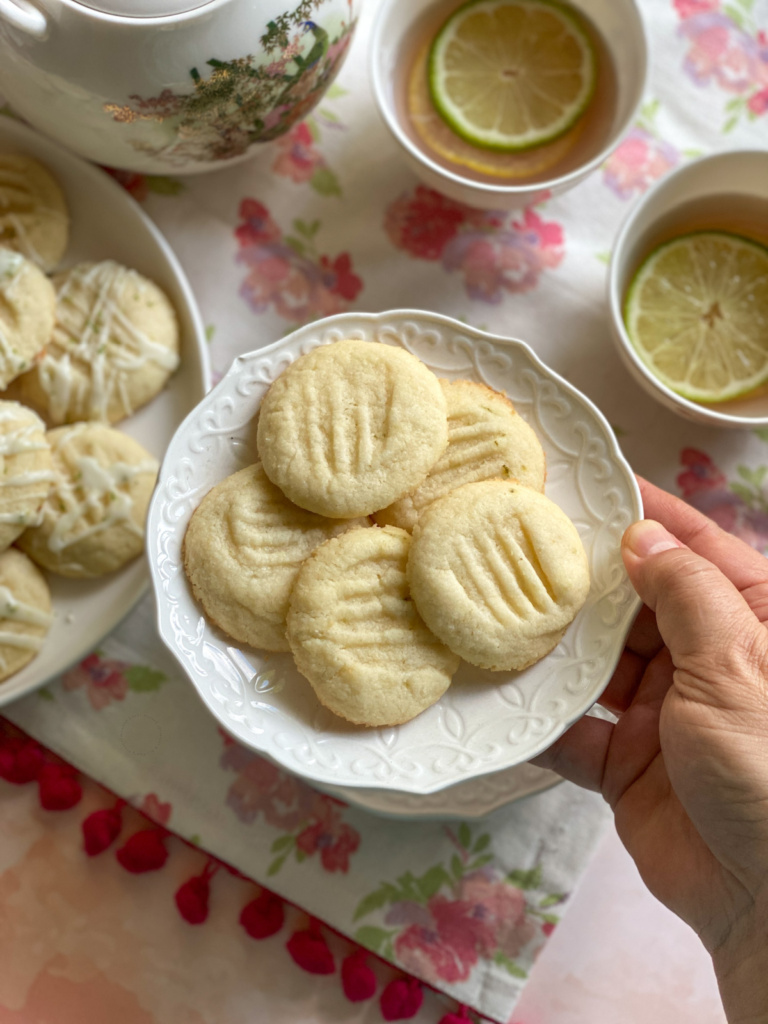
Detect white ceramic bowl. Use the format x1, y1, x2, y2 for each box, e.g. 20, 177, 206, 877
370, 0, 648, 211
608, 150, 768, 429
147, 309, 642, 795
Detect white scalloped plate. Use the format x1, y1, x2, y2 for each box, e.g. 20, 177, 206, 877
0, 115, 209, 709
148, 311, 642, 795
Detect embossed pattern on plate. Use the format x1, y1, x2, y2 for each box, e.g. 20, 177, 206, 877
147, 311, 642, 795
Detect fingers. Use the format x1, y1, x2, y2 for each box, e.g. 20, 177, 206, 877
599, 647, 647, 715
598, 605, 663, 714
622, 519, 768, 710
624, 602, 663, 661
637, 477, 768, 613
530, 715, 613, 791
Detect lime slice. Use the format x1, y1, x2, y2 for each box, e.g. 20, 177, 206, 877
624, 231, 768, 403
409, 41, 583, 178
428, 0, 596, 152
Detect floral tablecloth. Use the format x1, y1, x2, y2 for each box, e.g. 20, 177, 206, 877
1, 0, 767, 1020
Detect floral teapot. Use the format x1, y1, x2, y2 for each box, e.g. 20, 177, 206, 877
0, 0, 358, 173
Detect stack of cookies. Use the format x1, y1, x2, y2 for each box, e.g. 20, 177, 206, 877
0, 152, 181, 682
184, 338, 590, 729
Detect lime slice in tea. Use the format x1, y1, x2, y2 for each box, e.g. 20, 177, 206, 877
624, 231, 768, 403
428, 0, 596, 152
409, 42, 583, 178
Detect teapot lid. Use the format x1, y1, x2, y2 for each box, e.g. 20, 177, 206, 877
75, 0, 214, 17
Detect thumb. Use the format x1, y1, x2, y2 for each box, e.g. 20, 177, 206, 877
622, 519, 768, 708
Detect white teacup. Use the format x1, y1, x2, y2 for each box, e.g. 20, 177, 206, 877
0, 0, 360, 174
608, 150, 768, 429
371, 0, 648, 211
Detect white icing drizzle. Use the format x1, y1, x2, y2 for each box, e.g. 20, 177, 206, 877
0, 582, 51, 670
47, 449, 158, 553
0, 416, 53, 507
0, 248, 25, 292
40, 261, 180, 421
0, 509, 44, 525
0, 165, 66, 270
4, 212, 45, 266
0, 585, 52, 627
0, 249, 30, 375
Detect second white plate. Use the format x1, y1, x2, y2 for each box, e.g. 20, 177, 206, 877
0, 116, 209, 708
323, 763, 562, 820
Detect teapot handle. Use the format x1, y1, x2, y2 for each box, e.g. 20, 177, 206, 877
0, 0, 47, 38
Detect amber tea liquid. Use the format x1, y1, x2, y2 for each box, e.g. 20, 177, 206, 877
627, 193, 768, 274
396, 0, 620, 186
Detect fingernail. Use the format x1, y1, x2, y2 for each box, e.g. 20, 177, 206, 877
624, 519, 682, 559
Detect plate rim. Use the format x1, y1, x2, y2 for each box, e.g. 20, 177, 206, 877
148, 309, 642, 793
0, 114, 210, 709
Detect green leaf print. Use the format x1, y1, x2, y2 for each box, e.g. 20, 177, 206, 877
731, 482, 755, 504
472, 834, 491, 854
539, 892, 566, 908
354, 925, 396, 956
416, 865, 452, 901
268, 853, 288, 876
723, 3, 746, 28
354, 882, 401, 921
494, 951, 528, 978
311, 167, 341, 197
144, 175, 185, 196
284, 236, 306, 256
271, 834, 295, 854
325, 83, 348, 99
468, 853, 494, 871
125, 666, 167, 692
450, 853, 464, 880
458, 822, 472, 849
506, 866, 542, 890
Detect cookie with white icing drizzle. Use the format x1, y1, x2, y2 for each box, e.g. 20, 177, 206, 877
17, 423, 158, 578
0, 248, 56, 390
12, 260, 180, 426
0, 401, 53, 552
0, 548, 52, 683
0, 154, 69, 272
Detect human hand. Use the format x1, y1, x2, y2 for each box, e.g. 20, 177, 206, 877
532, 477, 768, 1023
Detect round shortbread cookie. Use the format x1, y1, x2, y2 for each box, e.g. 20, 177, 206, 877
408, 481, 590, 672
0, 154, 69, 271
0, 401, 54, 552
375, 379, 546, 531
257, 339, 449, 518
287, 525, 460, 727
183, 462, 368, 652
17, 423, 158, 578
0, 248, 56, 389
0, 548, 52, 683
11, 260, 180, 426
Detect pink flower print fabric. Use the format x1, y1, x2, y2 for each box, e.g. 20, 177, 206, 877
677, 448, 768, 553
235, 198, 363, 323
384, 187, 565, 301
674, 0, 768, 129
62, 653, 129, 710
603, 127, 680, 199
220, 735, 361, 874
